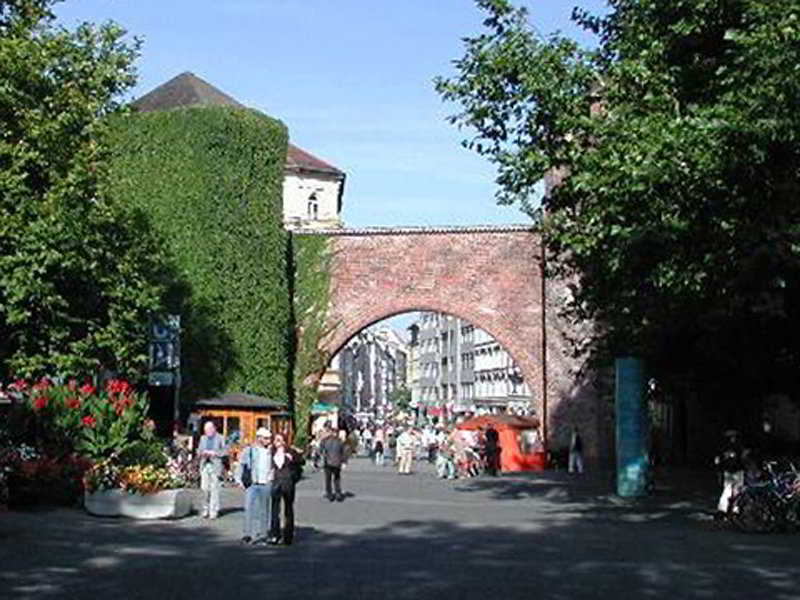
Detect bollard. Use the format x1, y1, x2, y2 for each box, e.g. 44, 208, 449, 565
616, 357, 648, 497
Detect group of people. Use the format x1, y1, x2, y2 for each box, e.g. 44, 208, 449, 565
347, 423, 503, 478
197, 421, 299, 546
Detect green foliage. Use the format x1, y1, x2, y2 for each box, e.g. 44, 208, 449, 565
106, 106, 292, 404
77, 380, 152, 460
5, 376, 155, 460
437, 0, 800, 406
389, 386, 412, 412
116, 439, 168, 468
291, 233, 333, 448
0, 0, 171, 381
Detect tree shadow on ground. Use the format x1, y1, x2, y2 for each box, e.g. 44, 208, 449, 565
2, 491, 800, 600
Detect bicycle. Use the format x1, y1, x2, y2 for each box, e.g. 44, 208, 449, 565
728, 460, 800, 533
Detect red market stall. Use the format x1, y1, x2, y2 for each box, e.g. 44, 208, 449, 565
457, 414, 547, 472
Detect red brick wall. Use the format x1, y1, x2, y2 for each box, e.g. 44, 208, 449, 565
295, 226, 608, 465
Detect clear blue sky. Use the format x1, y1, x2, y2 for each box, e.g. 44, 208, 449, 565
55, 0, 608, 229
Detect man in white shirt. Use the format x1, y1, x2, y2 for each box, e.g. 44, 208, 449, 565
396, 429, 416, 475
236, 428, 273, 544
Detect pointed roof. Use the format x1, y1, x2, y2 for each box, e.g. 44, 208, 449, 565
132, 72, 344, 177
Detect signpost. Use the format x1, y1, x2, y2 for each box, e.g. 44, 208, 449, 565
149, 315, 181, 425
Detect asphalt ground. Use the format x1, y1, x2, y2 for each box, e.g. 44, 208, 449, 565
2, 458, 799, 600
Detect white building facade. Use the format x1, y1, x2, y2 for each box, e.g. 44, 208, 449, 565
414, 311, 532, 417
332, 326, 408, 415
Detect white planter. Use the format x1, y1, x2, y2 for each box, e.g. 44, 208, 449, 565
84, 488, 192, 519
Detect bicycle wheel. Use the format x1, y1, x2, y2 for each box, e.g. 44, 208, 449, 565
729, 491, 778, 533
783, 498, 800, 533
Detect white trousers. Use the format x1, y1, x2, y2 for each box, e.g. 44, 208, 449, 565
568, 450, 584, 474
718, 471, 744, 513
201, 463, 221, 517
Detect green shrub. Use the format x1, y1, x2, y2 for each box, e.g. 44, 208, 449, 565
107, 106, 292, 404
116, 439, 167, 468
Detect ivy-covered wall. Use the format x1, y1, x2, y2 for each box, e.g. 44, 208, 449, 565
290, 233, 333, 447
107, 106, 292, 404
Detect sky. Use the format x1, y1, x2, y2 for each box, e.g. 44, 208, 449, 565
54, 0, 608, 229
54, 0, 608, 340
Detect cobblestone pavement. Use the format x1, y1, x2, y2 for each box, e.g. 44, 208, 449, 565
2, 459, 800, 600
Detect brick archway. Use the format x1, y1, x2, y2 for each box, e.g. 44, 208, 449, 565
297, 226, 547, 422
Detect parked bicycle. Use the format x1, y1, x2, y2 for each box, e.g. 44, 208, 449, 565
727, 460, 800, 533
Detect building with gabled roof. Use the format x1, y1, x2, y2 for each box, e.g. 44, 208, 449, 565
133, 72, 346, 229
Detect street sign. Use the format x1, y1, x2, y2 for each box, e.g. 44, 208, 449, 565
148, 371, 175, 386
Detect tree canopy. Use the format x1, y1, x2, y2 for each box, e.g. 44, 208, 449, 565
436, 0, 800, 407
0, 0, 169, 379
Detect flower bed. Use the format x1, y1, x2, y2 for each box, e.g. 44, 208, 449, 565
1, 376, 197, 513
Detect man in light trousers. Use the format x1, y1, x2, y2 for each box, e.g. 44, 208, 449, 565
198, 421, 227, 519
237, 428, 274, 544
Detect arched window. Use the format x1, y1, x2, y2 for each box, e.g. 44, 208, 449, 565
307, 192, 319, 219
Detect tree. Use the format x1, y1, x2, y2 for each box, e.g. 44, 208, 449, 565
389, 386, 412, 412
436, 0, 800, 413
0, 1, 169, 380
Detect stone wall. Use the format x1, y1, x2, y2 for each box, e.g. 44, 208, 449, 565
294, 225, 612, 465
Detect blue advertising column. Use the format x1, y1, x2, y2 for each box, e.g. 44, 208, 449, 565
616, 357, 648, 497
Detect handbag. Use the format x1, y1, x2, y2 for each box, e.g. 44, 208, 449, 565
241, 447, 253, 488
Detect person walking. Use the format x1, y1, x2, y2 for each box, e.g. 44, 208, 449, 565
236, 428, 273, 544
320, 424, 347, 501
396, 428, 415, 475
198, 421, 227, 519
715, 429, 746, 515
568, 426, 584, 474
485, 423, 500, 476
268, 433, 298, 545
373, 427, 385, 467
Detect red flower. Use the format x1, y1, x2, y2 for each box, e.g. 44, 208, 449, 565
65, 397, 81, 410
33, 396, 49, 410
32, 377, 51, 391
79, 383, 96, 397
82, 416, 96, 428
106, 379, 132, 396
9, 379, 28, 392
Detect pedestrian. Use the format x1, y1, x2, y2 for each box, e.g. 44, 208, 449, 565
236, 428, 273, 544
485, 423, 500, 476
268, 433, 299, 545
320, 423, 347, 501
423, 426, 437, 464
714, 429, 746, 515
373, 427, 385, 467
362, 427, 373, 457
568, 426, 584, 474
396, 428, 415, 475
197, 421, 227, 519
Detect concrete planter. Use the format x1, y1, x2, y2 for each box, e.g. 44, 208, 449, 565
84, 488, 192, 519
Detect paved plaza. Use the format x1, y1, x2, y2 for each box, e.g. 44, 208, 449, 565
2, 459, 799, 600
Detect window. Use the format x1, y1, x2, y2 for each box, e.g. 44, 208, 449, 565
307, 192, 319, 219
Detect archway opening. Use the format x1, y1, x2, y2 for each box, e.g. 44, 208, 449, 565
316, 310, 535, 428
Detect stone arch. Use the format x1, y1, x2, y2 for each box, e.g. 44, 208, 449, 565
298, 226, 547, 423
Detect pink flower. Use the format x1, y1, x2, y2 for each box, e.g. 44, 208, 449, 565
67, 379, 78, 392
32, 378, 51, 392
9, 379, 28, 392
82, 416, 96, 428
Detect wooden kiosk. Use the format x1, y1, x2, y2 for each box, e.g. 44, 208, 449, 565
191, 393, 293, 450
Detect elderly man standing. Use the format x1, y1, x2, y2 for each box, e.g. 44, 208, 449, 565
198, 421, 227, 519
236, 427, 274, 544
